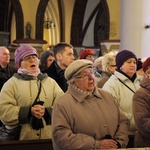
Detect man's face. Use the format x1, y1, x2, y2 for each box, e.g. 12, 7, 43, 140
57, 46, 75, 69
0, 47, 10, 66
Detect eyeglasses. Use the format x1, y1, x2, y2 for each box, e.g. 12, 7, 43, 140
110, 65, 116, 67
23, 55, 38, 61
75, 72, 93, 79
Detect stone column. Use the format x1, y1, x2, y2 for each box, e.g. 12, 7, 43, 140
120, 0, 150, 58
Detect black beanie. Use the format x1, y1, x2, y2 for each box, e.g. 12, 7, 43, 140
116, 50, 137, 69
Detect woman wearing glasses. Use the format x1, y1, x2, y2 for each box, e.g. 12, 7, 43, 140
0, 44, 64, 141
52, 59, 129, 150
97, 51, 117, 88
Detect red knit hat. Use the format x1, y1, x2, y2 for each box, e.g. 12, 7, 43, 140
142, 57, 150, 72
80, 49, 94, 59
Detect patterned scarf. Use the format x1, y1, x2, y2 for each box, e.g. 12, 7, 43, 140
18, 68, 41, 77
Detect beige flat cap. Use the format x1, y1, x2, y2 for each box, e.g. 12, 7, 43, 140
65, 59, 93, 80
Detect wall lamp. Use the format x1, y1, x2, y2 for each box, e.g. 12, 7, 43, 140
44, 18, 55, 29
145, 24, 150, 29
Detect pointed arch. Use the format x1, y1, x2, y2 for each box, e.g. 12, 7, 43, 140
94, 0, 110, 46
71, 0, 110, 47
11, 0, 24, 39
36, 0, 49, 39
70, 0, 88, 46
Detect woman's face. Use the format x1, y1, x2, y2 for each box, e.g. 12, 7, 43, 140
120, 58, 137, 78
73, 68, 95, 93
107, 60, 117, 73
85, 55, 95, 62
21, 54, 39, 73
46, 55, 55, 68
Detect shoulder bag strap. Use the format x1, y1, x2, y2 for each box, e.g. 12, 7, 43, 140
113, 74, 135, 93
32, 81, 42, 106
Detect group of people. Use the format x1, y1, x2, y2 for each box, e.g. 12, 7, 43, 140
0, 43, 150, 149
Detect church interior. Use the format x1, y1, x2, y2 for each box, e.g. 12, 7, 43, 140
0, 0, 121, 66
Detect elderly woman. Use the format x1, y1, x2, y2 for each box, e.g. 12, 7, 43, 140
133, 57, 150, 147
52, 59, 129, 150
97, 51, 117, 88
102, 50, 141, 147
80, 49, 95, 62
0, 44, 64, 141
93, 56, 103, 83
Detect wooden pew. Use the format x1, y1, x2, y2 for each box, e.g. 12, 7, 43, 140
1, 140, 150, 150
0, 139, 53, 150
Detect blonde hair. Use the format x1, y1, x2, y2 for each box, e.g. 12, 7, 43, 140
102, 51, 117, 72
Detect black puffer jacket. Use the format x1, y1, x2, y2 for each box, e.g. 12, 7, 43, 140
0, 65, 17, 91
42, 61, 68, 92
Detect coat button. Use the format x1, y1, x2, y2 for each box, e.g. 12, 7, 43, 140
104, 124, 107, 128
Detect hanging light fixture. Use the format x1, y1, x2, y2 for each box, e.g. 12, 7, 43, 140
44, 18, 55, 29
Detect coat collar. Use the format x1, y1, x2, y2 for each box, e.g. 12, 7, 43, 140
140, 78, 150, 90
67, 85, 102, 102
14, 73, 48, 81
112, 71, 141, 85
0, 65, 8, 71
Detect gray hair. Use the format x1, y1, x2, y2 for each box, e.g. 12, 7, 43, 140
67, 76, 76, 85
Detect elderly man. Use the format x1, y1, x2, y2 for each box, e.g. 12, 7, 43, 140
0, 46, 17, 127
0, 46, 17, 91
52, 59, 129, 150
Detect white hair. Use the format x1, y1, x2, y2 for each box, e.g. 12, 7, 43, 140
102, 51, 117, 72
94, 56, 103, 68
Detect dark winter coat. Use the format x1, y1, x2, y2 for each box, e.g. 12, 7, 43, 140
0, 65, 17, 91
42, 61, 68, 92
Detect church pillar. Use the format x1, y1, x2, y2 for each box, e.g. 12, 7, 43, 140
120, 0, 150, 58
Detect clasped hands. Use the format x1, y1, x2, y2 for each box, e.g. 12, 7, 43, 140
99, 139, 119, 149
31, 104, 45, 119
